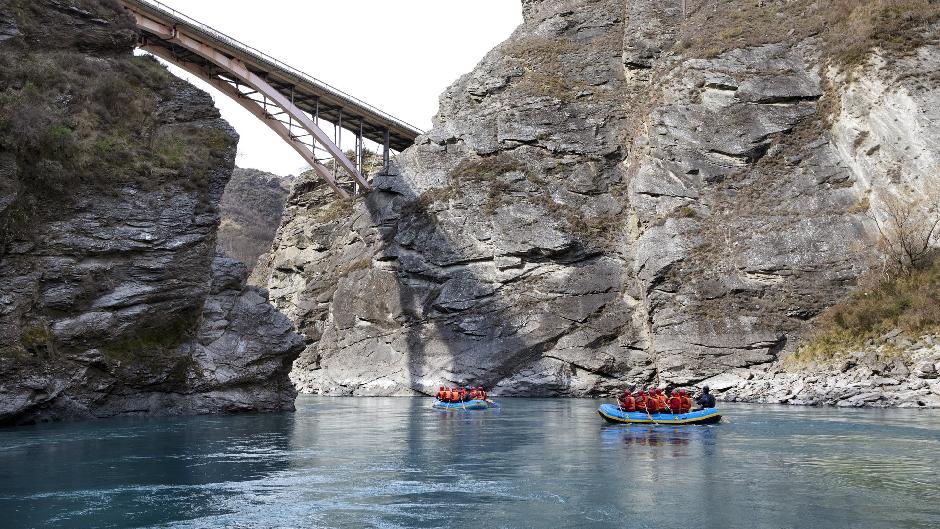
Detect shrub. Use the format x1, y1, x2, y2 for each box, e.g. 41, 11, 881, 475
791, 255, 940, 364
19, 321, 57, 359
450, 154, 526, 183
868, 191, 940, 277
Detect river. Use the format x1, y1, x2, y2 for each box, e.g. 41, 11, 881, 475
1, 397, 938, 529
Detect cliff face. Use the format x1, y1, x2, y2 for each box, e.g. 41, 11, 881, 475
266, 0, 940, 404
217, 167, 293, 275
0, 0, 302, 425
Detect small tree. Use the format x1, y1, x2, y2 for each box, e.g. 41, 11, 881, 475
869, 190, 940, 278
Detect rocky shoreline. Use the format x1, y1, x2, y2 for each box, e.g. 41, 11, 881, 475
719, 341, 940, 408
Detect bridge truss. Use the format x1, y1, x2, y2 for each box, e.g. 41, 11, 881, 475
121, 0, 423, 198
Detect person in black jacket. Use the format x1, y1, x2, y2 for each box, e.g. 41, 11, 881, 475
695, 386, 717, 409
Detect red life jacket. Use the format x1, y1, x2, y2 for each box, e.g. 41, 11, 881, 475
655, 394, 668, 412
621, 395, 636, 412
680, 395, 692, 412
635, 395, 648, 411
669, 396, 682, 413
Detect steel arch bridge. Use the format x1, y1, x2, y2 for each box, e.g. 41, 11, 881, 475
119, 0, 423, 198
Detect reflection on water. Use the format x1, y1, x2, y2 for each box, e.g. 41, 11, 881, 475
0, 398, 938, 529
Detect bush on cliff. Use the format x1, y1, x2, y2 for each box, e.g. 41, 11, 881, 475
0, 50, 234, 245
791, 254, 940, 365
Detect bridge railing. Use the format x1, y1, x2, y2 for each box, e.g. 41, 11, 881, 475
128, 0, 424, 137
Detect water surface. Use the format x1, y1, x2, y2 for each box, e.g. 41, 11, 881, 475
1, 397, 938, 528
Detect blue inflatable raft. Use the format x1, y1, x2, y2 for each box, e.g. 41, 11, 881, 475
598, 404, 721, 425
432, 399, 496, 410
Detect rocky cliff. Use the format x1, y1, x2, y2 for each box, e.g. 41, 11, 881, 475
0, 0, 302, 425
217, 167, 292, 276
264, 0, 940, 405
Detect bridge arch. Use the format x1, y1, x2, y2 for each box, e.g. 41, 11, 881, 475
120, 0, 423, 198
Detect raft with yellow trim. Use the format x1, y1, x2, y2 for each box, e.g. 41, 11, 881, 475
598, 404, 721, 425
432, 399, 496, 410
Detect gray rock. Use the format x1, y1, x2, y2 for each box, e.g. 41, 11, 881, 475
0, 3, 302, 425
262, 0, 940, 406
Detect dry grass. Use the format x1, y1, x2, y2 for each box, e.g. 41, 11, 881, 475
449, 154, 526, 183
505, 36, 582, 100
680, 0, 940, 71
412, 154, 526, 211
312, 197, 354, 224
338, 258, 373, 278
790, 255, 940, 364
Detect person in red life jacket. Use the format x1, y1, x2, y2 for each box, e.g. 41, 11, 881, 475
436, 386, 444, 401
643, 389, 658, 413
635, 391, 649, 413
679, 390, 693, 413
668, 390, 682, 414
477, 387, 487, 401
618, 390, 636, 412
655, 389, 669, 413
458, 387, 467, 402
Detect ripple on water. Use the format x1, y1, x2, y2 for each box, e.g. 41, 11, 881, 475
0, 399, 939, 529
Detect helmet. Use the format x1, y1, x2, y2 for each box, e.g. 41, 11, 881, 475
702, 386, 710, 392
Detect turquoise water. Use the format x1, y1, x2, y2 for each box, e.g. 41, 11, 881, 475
1, 397, 939, 529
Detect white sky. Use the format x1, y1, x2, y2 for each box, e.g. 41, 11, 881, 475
146, 0, 523, 176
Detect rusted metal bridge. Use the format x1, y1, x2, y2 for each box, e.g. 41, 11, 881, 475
120, 0, 423, 197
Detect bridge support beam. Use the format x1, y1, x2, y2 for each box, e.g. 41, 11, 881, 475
383, 128, 391, 173
128, 7, 371, 196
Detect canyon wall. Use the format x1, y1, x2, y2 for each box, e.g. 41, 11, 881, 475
0, 0, 302, 425
263, 0, 940, 405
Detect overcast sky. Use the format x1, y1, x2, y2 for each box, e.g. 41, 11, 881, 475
147, 0, 523, 175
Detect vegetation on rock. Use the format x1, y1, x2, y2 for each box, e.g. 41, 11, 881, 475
681, 0, 940, 70
0, 47, 235, 243
790, 255, 940, 365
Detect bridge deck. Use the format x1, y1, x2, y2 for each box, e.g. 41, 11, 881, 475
124, 0, 422, 152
